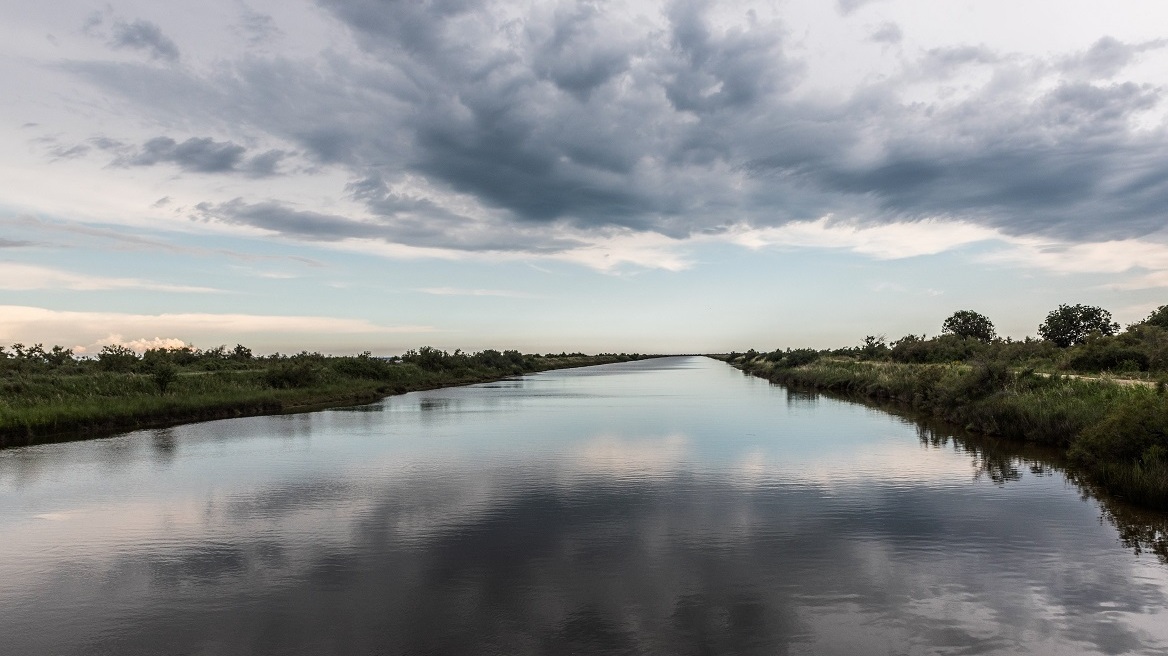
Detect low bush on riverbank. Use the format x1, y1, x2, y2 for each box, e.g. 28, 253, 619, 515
0, 345, 651, 447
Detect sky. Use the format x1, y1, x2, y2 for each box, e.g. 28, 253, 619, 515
2, 0, 1168, 355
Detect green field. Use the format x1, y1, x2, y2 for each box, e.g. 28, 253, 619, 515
0, 345, 650, 448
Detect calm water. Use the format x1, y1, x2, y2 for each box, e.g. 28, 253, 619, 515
3, 356, 1168, 655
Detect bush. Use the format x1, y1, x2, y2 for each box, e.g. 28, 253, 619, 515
1064, 338, 1150, 373
780, 348, 820, 368
1071, 391, 1168, 466
150, 363, 178, 394
331, 353, 390, 380
891, 334, 987, 364
264, 360, 323, 389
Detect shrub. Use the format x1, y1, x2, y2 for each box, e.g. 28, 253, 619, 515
151, 363, 178, 394
891, 334, 987, 364
1064, 338, 1150, 373
331, 353, 390, 380
264, 360, 322, 389
1070, 391, 1168, 466
780, 348, 820, 368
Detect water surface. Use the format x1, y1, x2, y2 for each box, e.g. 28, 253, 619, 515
2, 356, 1167, 655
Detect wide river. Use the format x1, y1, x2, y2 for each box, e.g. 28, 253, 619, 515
3, 356, 1168, 655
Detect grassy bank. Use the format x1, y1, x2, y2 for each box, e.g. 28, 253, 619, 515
724, 356, 1168, 510
0, 347, 653, 448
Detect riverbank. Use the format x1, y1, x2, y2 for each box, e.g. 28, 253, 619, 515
0, 352, 648, 448
722, 356, 1168, 511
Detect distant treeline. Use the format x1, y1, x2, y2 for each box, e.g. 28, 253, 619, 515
0, 342, 647, 376
724, 304, 1168, 511
729, 303, 1168, 375
0, 344, 654, 448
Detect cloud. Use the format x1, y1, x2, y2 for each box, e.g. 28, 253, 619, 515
114, 136, 285, 175
837, 0, 886, 15
981, 235, 1168, 280
722, 217, 1001, 259
0, 305, 435, 346
55, 1, 1168, 258
1061, 36, 1168, 79
101, 17, 181, 62
48, 144, 91, 161
0, 262, 220, 293
112, 19, 180, 62
237, 7, 281, 46
85, 335, 189, 354
870, 23, 903, 45
7, 216, 324, 266
0, 239, 33, 248
193, 198, 585, 253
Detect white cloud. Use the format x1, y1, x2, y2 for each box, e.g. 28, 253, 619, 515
0, 305, 435, 347
982, 237, 1168, 276
717, 218, 1168, 289
0, 261, 220, 293
721, 217, 1001, 259
87, 334, 189, 353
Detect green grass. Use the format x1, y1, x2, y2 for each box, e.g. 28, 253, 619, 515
0, 353, 643, 448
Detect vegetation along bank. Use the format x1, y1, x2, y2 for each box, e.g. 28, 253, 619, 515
0, 344, 654, 448
722, 304, 1168, 511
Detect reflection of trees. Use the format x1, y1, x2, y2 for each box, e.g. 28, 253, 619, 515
1104, 506, 1168, 562
782, 383, 1168, 565
784, 388, 820, 408
913, 420, 1168, 565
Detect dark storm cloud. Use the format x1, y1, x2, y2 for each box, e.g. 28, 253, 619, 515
64, 0, 1168, 252
196, 199, 380, 241
116, 136, 285, 175
196, 198, 584, 252
125, 137, 245, 171
109, 19, 180, 62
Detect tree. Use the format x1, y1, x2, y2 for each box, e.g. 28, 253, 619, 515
1142, 305, 1168, 330
941, 310, 996, 342
860, 335, 887, 358
1038, 304, 1120, 347
97, 344, 139, 372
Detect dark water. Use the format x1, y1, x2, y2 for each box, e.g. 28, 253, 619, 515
3, 357, 1168, 655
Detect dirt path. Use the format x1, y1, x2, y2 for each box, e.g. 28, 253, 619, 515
1035, 372, 1155, 388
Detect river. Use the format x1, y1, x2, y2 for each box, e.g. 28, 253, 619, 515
2, 356, 1167, 655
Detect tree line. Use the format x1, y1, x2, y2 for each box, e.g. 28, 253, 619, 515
732, 303, 1168, 374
